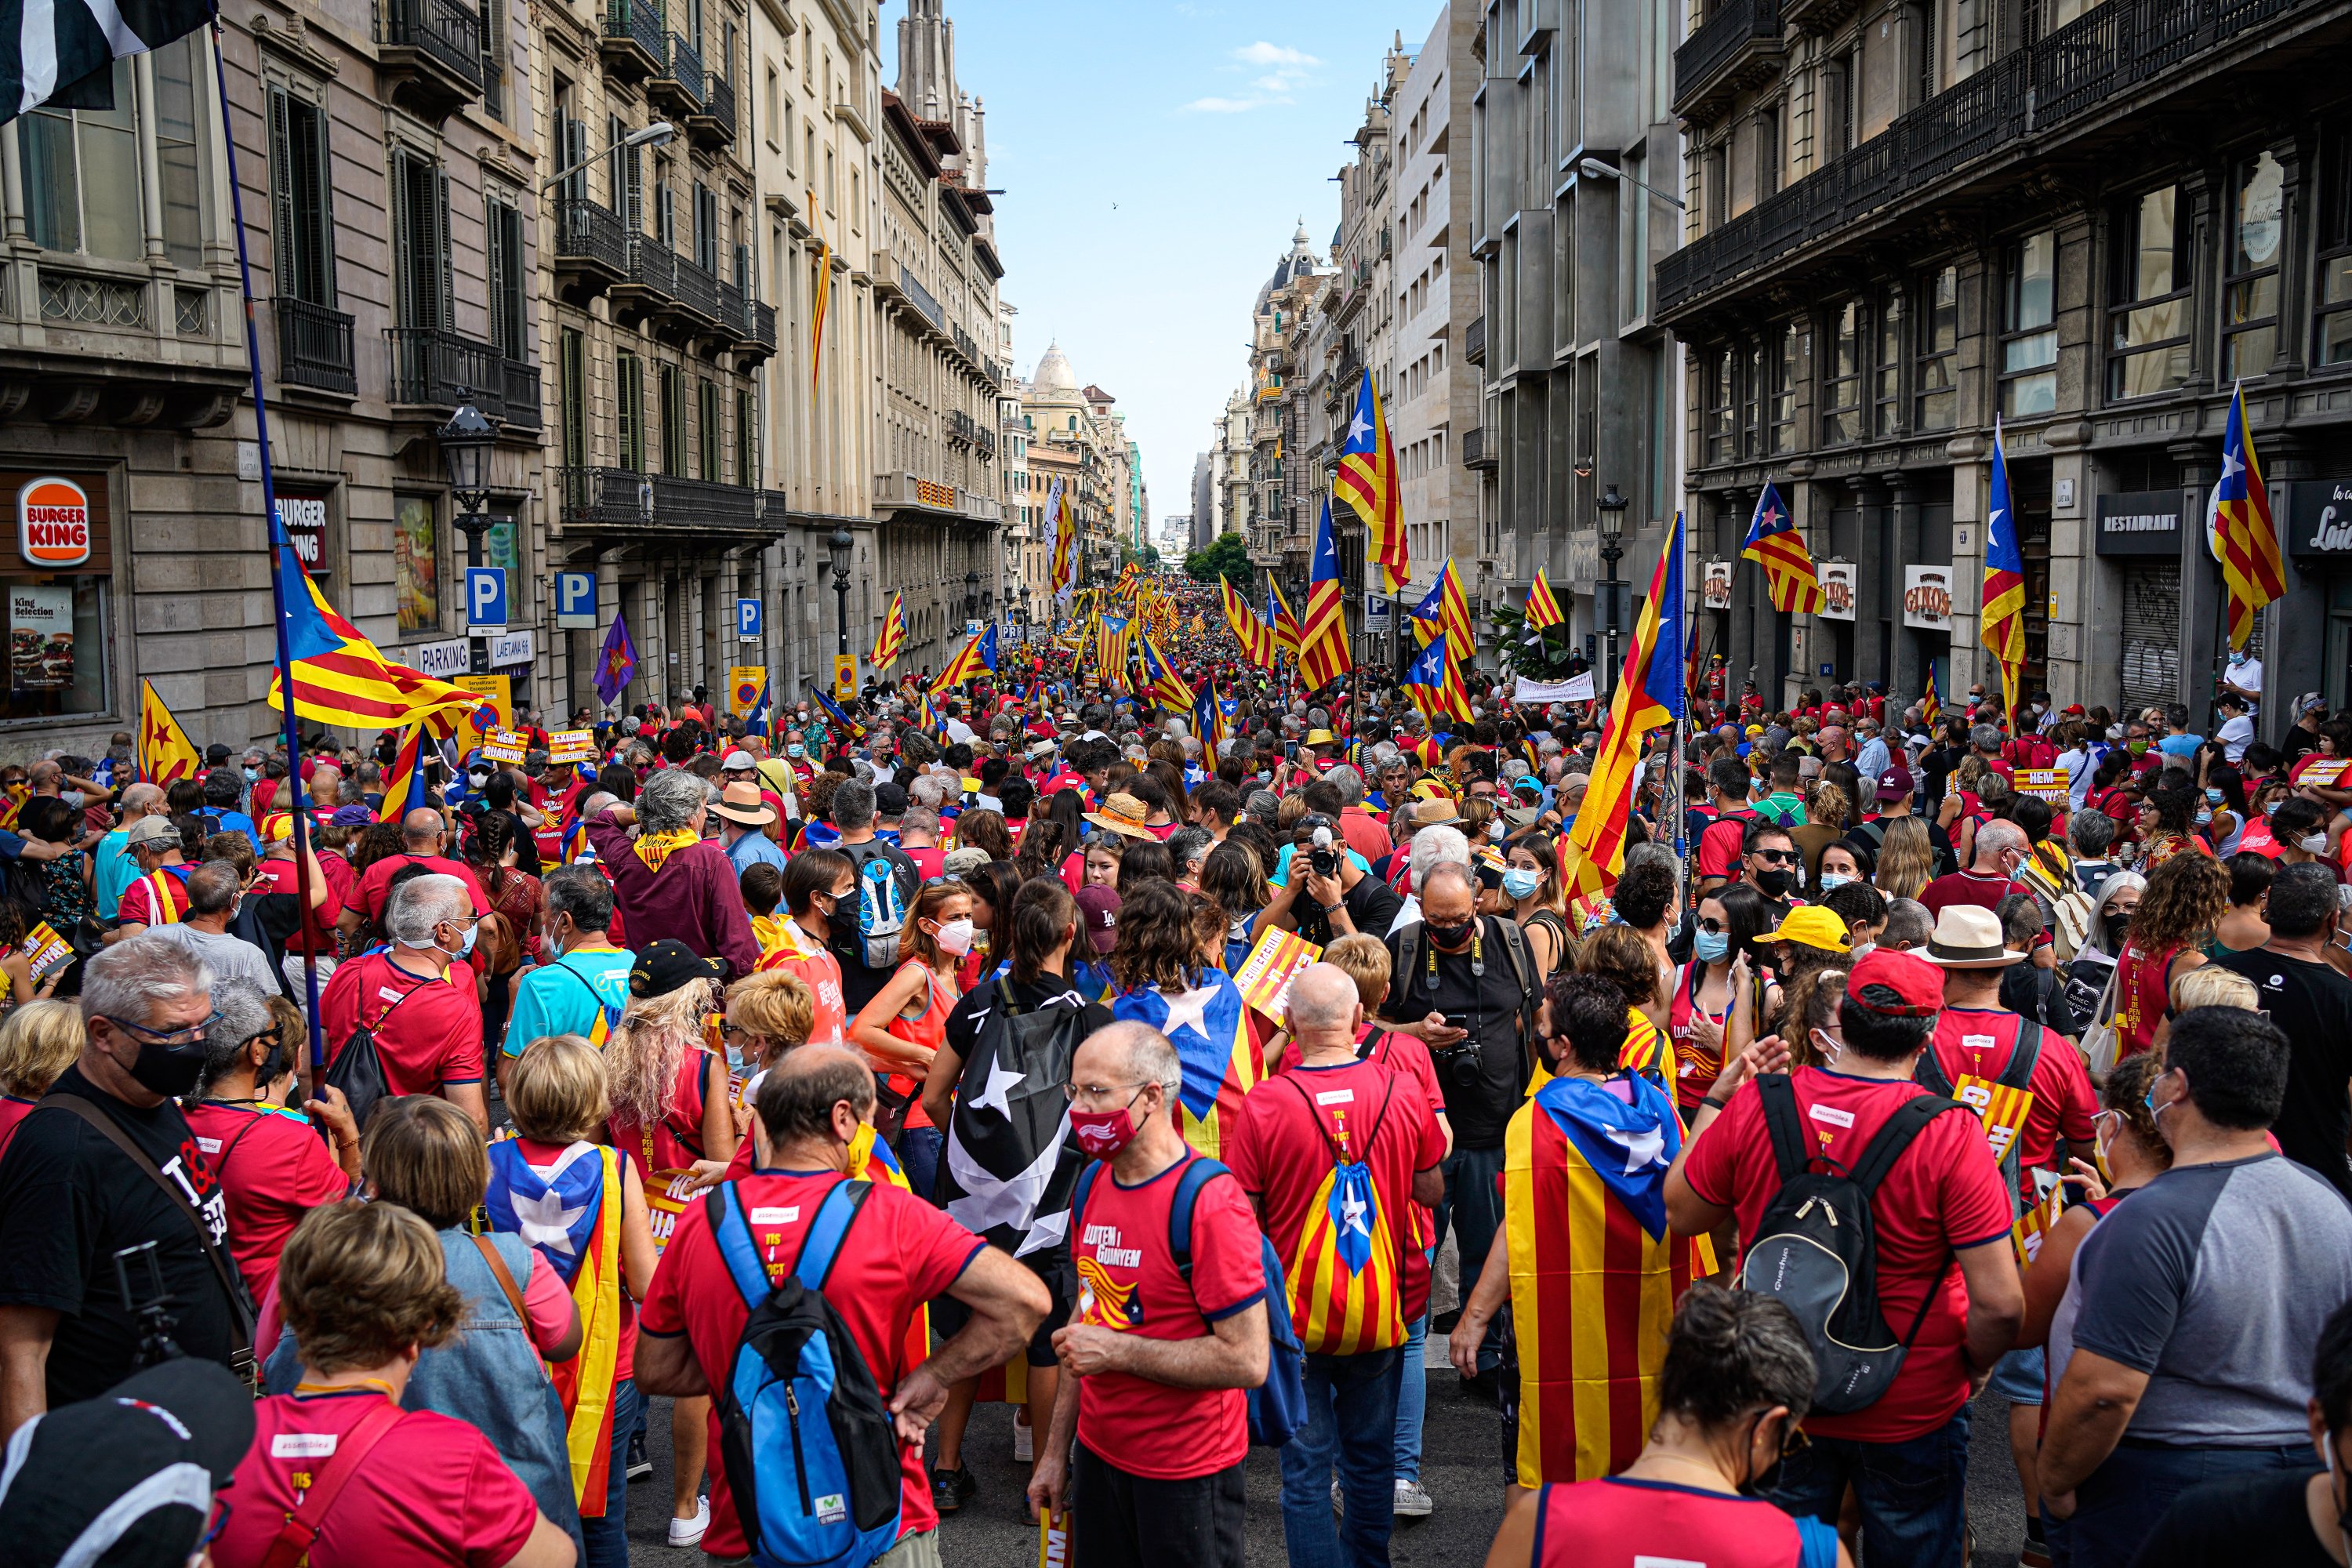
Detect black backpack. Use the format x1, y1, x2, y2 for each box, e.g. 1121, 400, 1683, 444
323, 971, 426, 1133
1738, 1073, 1969, 1414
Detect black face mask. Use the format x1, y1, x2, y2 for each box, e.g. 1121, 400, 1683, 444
1426, 918, 1475, 950
1755, 869, 1795, 897
122, 1030, 205, 1098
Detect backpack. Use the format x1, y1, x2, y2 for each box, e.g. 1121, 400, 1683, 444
934, 981, 1090, 1254
1069, 1155, 1308, 1449
706, 1180, 903, 1568
2019, 849, 2092, 963
1272, 1073, 1406, 1355
831, 842, 913, 971
1390, 916, 1544, 1066
323, 966, 427, 1133
1915, 1019, 2042, 1220
1738, 1073, 1969, 1414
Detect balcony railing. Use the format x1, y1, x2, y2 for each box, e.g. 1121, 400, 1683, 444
718, 281, 750, 338
1465, 314, 1486, 365
1671, 0, 1782, 116
1462, 425, 1494, 469
560, 467, 763, 531
380, 0, 485, 89
696, 73, 737, 143
673, 252, 720, 322
274, 296, 355, 395
501, 358, 542, 431
601, 0, 665, 70
900, 264, 945, 331
387, 326, 503, 414
626, 238, 677, 300
949, 408, 978, 447
1658, 0, 2307, 318
554, 198, 629, 276
752, 301, 776, 351
662, 32, 706, 108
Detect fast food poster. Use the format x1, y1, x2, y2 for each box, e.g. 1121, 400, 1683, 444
1702, 560, 1733, 609
9, 583, 74, 691
1903, 564, 1953, 631
1817, 560, 1857, 621
394, 495, 439, 634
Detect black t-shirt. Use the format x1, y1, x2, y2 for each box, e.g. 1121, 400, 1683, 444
2213, 947, 2352, 1203
1382, 916, 1530, 1150
0, 1065, 242, 1404
2284, 726, 2325, 770
2131, 1467, 2332, 1568
1298, 869, 1405, 949
1922, 744, 1962, 809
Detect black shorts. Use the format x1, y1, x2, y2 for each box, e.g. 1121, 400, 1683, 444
1072, 1440, 1245, 1568
931, 1247, 1072, 1367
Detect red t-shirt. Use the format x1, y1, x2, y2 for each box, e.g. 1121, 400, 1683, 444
343, 852, 492, 924
254, 850, 357, 956
0, 1094, 31, 1162
213, 1391, 540, 1566
1918, 869, 2031, 917
1695, 808, 1757, 880
319, 953, 486, 1094
1929, 1006, 2098, 1198
1679, 1065, 2013, 1442
1070, 1155, 1266, 1480
183, 1102, 351, 1300
1532, 1475, 1835, 1566
638, 1170, 985, 1557
115, 866, 192, 928
902, 844, 946, 881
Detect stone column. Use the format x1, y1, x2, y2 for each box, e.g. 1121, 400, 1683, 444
2171, 434, 2220, 715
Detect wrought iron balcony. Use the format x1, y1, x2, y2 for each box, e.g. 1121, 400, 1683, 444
1462, 425, 1494, 470
560, 466, 766, 533
274, 296, 355, 396
717, 282, 773, 361
1658, 0, 2310, 321
552, 198, 628, 289
500, 358, 543, 432
652, 31, 706, 113
1465, 314, 1486, 365
670, 252, 721, 325
378, 0, 484, 116
387, 326, 504, 416
949, 408, 978, 447
688, 71, 736, 148
1672, 0, 1784, 122
752, 301, 776, 353
609, 238, 677, 322
600, 0, 665, 80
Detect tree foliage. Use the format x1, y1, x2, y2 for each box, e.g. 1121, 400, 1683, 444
1184, 532, 1254, 586
1490, 606, 1584, 680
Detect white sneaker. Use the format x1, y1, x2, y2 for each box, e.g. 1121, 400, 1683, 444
668, 1497, 710, 1548
1393, 1479, 1433, 1517
1013, 1410, 1033, 1463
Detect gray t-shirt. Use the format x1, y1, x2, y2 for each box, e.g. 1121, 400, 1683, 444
150, 923, 281, 998
2071, 1152, 2352, 1446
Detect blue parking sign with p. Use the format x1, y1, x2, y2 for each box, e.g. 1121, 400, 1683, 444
555, 571, 597, 629
466, 567, 508, 633
737, 597, 761, 641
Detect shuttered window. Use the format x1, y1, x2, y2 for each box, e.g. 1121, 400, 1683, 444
561, 328, 586, 469
486, 195, 526, 359
661, 363, 685, 475
267, 87, 336, 305
616, 350, 644, 470
698, 377, 720, 478
2120, 561, 2181, 717
390, 150, 451, 331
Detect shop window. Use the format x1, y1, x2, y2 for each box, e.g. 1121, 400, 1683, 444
0, 475, 111, 721
2109, 186, 2192, 400
2315, 123, 2352, 366
1824, 299, 1864, 445
2002, 232, 2059, 416
2223, 150, 2283, 380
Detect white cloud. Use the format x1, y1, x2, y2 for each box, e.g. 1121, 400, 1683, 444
1184, 96, 1265, 113
1181, 42, 1319, 114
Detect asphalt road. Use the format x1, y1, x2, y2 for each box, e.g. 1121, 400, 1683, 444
622, 1375, 2034, 1567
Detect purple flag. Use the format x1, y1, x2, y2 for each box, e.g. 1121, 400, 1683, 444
594, 611, 637, 707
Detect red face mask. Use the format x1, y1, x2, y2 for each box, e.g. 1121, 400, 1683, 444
1070, 1093, 1147, 1158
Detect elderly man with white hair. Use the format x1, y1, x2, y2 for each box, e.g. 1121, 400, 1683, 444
317, 873, 489, 1134
1388, 822, 1473, 935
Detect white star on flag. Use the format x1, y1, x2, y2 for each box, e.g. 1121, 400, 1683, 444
969, 1055, 1025, 1117
1156, 982, 1223, 1044
1605, 1123, 1666, 1176
1340, 1187, 1371, 1240
509, 1183, 590, 1258
1347, 408, 1372, 447
2220, 448, 2246, 483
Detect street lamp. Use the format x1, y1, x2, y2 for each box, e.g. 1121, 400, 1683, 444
827, 527, 854, 668
1595, 484, 1632, 703
539, 121, 676, 191
437, 394, 500, 565
964, 569, 981, 622
1577, 158, 1686, 211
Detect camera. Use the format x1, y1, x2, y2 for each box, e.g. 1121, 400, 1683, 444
1296, 814, 1340, 879
1432, 1035, 1485, 1088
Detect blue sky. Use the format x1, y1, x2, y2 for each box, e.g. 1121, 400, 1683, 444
885, 0, 1443, 539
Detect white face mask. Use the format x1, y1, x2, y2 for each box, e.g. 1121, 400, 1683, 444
1809, 1026, 1843, 1066
2304, 834, 2332, 855
931, 918, 977, 956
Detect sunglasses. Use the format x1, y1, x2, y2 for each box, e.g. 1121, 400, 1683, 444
1698, 916, 1727, 935
1752, 848, 1796, 865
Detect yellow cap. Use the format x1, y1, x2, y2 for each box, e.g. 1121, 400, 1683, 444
1762, 905, 1851, 953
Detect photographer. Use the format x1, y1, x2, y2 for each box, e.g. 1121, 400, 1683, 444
1263, 811, 1403, 948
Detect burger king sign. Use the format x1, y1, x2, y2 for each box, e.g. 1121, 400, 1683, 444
19, 478, 91, 568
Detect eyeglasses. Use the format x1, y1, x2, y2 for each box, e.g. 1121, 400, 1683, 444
1697, 917, 1727, 935
103, 1011, 223, 1047
1752, 848, 1796, 865
1064, 1080, 1145, 1102
717, 1019, 760, 1041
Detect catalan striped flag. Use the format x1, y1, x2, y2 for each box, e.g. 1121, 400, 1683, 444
1741, 481, 1824, 614
871, 591, 909, 670
916, 691, 949, 739
808, 194, 831, 390
266, 539, 481, 732
1221, 578, 1277, 665
1502, 1073, 1694, 1485
1112, 969, 1263, 1163
1334, 369, 1407, 593
137, 680, 201, 786
1404, 630, 1472, 724
2216, 382, 2286, 651
1525, 569, 1566, 631
810, 685, 867, 739
1094, 614, 1132, 694
1298, 501, 1353, 690
376, 723, 430, 824
1194, 681, 1228, 754
1439, 557, 1476, 660
1142, 633, 1194, 713
1981, 420, 2028, 723
1267, 579, 1302, 661
1922, 666, 1941, 728
486, 1142, 624, 1515
1561, 513, 1686, 901
1049, 481, 1077, 601
930, 625, 997, 694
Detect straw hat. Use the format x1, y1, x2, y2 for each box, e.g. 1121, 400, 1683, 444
1083, 792, 1157, 839
710, 781, 776, 827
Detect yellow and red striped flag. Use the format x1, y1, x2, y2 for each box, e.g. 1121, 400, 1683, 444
137, 680, 202, 786
1298, 503, 1353, 690
2215, 382, 2286, 650
1334, 369, 1407, 593
1560, 513, 1686, 901
870, 591, 908, 671
809, 191, 831, 390
1221, 578, 1277, 665
1740, 481, 1824, 614
1267, 579, 1302, 661
1525, 569, 1566, 631
1981, 422, 2028, 721
266, 543, 481, 734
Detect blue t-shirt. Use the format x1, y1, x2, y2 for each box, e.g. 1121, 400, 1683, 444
724, 831, 788, 877
1267, 841, 1373, 889
503, 944, 637, 1058
2157, 733, 2203, 762
93, 828, 136, 919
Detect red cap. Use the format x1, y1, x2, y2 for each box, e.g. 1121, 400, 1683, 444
1875, 764, 1914, 801
1845, 949, 1944, 1018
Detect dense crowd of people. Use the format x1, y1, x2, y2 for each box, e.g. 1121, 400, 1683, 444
1, 582, 2350, 1568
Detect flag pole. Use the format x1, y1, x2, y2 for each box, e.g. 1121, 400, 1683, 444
207, 13, 325, 1070
1668, 512, 1692, 914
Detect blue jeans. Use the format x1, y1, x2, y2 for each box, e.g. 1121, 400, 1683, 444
583, 1377, 637, 1568
1392, 1312, 1428, 1483
1437, 1146, 1504, 1372
898, 1125, 942, 1203
1278, 1349, 1402, 1568
2061, 1441, 2311, 1568
1769, 1405, 1969, 1566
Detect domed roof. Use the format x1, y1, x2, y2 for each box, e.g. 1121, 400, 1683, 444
1293, 220, 1312, 248
1033, 340, 1076, 394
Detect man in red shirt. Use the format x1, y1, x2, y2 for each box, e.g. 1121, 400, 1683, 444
336, 808, 491, 942
249, 815, 352, 1005
110, 816, 192, 938
1693, 755, 1760, 895
318, 873, 488, 1133
1229, 965, 1444, 1568
637, 1046, 1048, 1568
1919, 818, 2034, 917
1025, 1022, 1270, 1568
1665, 946, 2023, 1565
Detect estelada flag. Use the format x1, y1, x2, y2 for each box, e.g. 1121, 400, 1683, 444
1281, 1073, 1407, 1357
1503, 1073, 1697, 1486
137, 679, 201, 786
1111, 969, 1263, 1162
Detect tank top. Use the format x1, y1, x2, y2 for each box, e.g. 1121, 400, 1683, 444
1532, 1476, 1838, 1567
1666, 962, 1730, 1111
885, 961, 955, 1131
2112, 942, 2179, 1058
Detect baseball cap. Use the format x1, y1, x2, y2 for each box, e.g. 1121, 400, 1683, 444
630, 938, 726, 998
125, 816, 181, 849
330, 804, 372, 826
1074, 884, 1122, 954
873, 782, 909, 817
1843, 947, 1944, 1018
1762, 906, 1851, 953
0, 1358, 253, 1567
721, 749, 757, 771
1875, 764, 1914, 802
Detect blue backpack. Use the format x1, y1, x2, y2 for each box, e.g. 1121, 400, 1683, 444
706, 1181, 903, 1568
1070, 1156, 1309, 1449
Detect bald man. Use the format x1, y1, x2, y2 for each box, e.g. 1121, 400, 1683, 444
337, 806, 490, 938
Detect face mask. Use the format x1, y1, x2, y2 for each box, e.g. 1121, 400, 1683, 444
1755, 869, 1794, 897
1069, 1093, 1145, 1158
1425, 918, 1475, 950
1808, 1026, 1843, 1066
2206, 787, 2225, 804
2195, 808, 2213, 826
2144, 1077, 2177, 1143
1501, 868, 1541, 900
787, 744, 804, 758
254, 1038, 292, 1094
1694, 929, 1731, 964
2127, 740, 2149, 756
439, 921, 477, 960
118, 1025, 206, 1098
60, 790, 82, 809
2304, 834, 2332, 855
1817, 873, 1851, 892
467, 771, 489, 789
932, 918, 977, 956
244, 767, 260, 782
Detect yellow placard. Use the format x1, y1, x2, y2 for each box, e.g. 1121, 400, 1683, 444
455, 673, 511, 729
482, 727, 528, 764
2014, 768, 2069, 803
547, 728, 595, 764
1233, 925, 1322, 1022
1037, 1507, 1070, 1568
832, 655, 858, 703
24, 922, 72, 981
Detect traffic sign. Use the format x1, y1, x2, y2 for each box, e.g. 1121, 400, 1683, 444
554, 571, 597, 630
737, 597, 762, 641
832, 654, 857, 702
466, 566, 508, 634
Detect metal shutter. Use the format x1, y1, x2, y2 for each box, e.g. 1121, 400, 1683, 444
2119, 560, 2180, 718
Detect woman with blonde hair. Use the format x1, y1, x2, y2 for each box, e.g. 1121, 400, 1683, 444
1506, 834, 1570, 976
0, 997, 81, 1156
1875, 816, 1937, 902
2170, 963, 2260, 1014
850, 879, 975, 1200
1790, 781, 1852, 887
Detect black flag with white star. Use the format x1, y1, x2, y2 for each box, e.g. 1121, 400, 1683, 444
1, 0, 215, 126
935, 980, 1089, 1260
